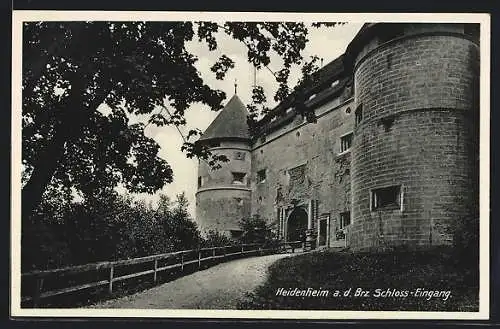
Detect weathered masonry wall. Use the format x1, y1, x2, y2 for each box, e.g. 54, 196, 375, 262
349, 23, 480, 250
250, 97, 354, 244
194, 23, 480, 251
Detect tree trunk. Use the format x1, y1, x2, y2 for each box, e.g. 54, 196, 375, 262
21, 84, 111, 221
22, 130, 68, 220
21, 22, 111, 220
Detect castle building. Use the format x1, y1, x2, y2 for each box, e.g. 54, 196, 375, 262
195, 23, 480, 251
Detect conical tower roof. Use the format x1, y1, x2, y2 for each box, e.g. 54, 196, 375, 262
199, 94, 250, 141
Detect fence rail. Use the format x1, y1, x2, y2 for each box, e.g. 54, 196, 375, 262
21, 241, 303, 307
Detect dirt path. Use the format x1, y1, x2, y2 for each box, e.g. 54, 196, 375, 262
91, 253, 292, 309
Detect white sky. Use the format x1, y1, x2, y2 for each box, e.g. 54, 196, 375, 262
131, 23, 363, 217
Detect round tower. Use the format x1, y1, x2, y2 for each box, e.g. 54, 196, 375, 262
195, 95, 252, 237
347, 23, 479, 250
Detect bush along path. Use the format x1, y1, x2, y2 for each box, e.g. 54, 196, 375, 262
237, 247, 479, 311
90, 254, 293, 309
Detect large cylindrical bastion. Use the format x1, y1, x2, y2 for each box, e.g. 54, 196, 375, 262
348, 23, 479, 251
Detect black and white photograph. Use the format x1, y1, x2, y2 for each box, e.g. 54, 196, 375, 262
10, 11, 490, 320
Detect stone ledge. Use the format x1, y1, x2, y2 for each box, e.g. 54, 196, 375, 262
196, 186, 252, 195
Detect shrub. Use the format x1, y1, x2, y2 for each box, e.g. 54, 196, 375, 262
238, 214, 279, 246
202, 230, 233, 247
22, 189, 204, 270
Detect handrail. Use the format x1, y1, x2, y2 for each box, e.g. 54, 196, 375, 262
21, 241, 301, 307
21, 244, 260, 279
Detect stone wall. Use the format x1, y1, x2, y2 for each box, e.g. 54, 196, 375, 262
195, 189, 251, 233
194, 23, 480, 251
250, 97, 354, 245
350, 23, 479, 250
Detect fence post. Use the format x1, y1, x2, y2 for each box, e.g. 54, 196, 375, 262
212, 247, 216, 258
153, 259, 158, 284
198, 249, 201, 268
241, 243, 244, 254
223, 246, 226, 258
33, 278, 44, 307
181, 253, 184, 271
108, 265, 114, 294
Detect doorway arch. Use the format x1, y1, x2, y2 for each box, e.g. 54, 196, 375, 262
287, 207, 308, 242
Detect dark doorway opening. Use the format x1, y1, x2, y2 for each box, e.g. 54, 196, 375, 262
319, 218, 327, 246
287, 207, 308, 242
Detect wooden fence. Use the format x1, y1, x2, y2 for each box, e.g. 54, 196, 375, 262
21, 241, 303, 307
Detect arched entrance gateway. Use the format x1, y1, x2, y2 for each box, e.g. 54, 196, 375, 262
286, 207, 308, 242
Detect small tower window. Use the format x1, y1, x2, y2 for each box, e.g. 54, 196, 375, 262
257, 169, 267, 183
234, 151, 246, 160
198, 176, 203, 188
355, 104, 363, 126
371, 185, 402, 211
386, 53, 393, 69
232, 172, 246, 185
340, 132, 353, 153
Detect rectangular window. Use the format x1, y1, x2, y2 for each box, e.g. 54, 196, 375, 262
197, 176, 203, 188
339, 211, 351, 229
371, 185, 402, 210
355, 104, 363, 126
340, 132, 353, 153
232, 172, 246, 185
257, 169, 266, 183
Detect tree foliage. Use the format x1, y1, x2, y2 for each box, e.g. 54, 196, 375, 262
201, 230, 234, 248
22, 21, 342, 218
22, 190, 201, 271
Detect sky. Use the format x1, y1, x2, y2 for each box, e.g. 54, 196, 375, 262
130, 22, 363, 217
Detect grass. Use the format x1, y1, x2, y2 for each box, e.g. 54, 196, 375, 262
237, 247, 479, 311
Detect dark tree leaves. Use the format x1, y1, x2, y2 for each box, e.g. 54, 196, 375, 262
210, 55, 235, 80
22, 20, 341, 217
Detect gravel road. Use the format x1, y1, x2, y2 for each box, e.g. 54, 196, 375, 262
91, 253, 292, 309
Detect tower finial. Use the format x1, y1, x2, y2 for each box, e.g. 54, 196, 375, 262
234, 78, 238, 95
